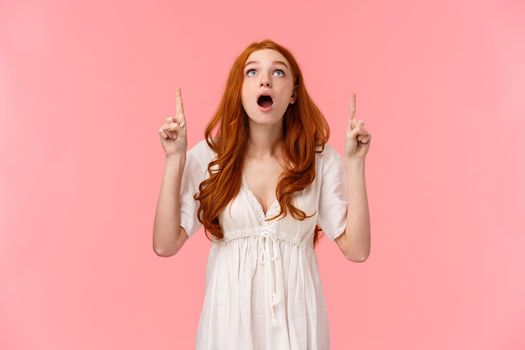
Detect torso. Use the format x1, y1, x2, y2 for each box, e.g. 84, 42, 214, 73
242, 154, 290, 215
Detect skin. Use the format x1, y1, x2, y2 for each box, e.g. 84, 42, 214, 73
336, 93, 372, 262
153, 88, 189, 256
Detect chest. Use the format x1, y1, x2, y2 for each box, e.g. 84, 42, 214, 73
242, 157, 286, 215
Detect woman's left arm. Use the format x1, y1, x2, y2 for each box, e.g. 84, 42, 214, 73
335, 93, 372, 262
336, 158, 371, 262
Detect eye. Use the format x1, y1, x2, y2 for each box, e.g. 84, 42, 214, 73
245, 68, 286, 77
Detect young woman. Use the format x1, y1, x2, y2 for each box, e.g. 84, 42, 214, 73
153, 39, 371, 349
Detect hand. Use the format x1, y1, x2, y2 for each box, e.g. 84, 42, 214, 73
158, 87, 188, 158
344, 92, 371, 160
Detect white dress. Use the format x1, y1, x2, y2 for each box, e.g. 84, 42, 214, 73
180, 138, 348, 350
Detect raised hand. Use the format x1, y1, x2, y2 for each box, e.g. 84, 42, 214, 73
344, 92, 371, 160
158, 87, 188, 157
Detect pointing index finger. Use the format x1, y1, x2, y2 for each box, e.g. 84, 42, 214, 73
175, 87, 186, 128
349, 92, 356, 120
347, 92, 356, 130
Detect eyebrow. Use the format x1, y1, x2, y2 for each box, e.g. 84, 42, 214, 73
244, 60, 290, 70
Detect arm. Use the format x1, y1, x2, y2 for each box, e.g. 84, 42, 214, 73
335, 158, 371, 262
152, 154, 189, 257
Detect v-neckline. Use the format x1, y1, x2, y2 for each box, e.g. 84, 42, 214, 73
241, 171, 279, 219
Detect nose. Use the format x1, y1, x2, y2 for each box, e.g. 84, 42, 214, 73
259, 73, 272, 88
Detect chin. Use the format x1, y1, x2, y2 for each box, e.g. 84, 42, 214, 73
247, 112, 283, 125
250, 117, 280, 125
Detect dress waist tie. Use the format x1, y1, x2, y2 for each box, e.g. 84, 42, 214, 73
257, 233, 281, 322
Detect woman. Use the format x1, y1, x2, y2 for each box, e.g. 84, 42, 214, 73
153, 39, 371, 349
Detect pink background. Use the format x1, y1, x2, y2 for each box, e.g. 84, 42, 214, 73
1, 0, 524, 349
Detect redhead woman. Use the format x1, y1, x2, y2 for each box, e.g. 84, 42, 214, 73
153, 39, 371, 350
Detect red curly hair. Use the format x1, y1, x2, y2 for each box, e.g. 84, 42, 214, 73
194, 39, 332, 248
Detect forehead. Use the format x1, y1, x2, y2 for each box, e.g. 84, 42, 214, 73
245, 49, 290, 66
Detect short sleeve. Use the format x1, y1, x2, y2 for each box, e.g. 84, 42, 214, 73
317, 145, 348, 241
179, 141, 209, 239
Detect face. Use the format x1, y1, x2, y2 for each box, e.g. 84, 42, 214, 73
241, 49, 296, 124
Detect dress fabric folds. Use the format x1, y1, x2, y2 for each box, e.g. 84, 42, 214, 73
179, 139, 348, 350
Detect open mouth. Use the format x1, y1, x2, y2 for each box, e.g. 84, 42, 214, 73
257, 94, 274, 108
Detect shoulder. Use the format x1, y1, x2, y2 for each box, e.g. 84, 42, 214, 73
188, 138, 217, 167
316, 142, 342, 163
189, 138, 214, 155
316, 143, 345, 179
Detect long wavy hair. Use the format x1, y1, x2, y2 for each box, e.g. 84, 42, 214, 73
194, 39, 332, 248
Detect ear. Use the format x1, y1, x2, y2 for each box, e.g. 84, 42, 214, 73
289, 90, 296, 104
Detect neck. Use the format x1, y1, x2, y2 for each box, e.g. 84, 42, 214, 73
245, 121, 283, 159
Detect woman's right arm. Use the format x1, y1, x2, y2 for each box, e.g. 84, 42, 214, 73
152, 153, 188, 257
153, 87, 189, 257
